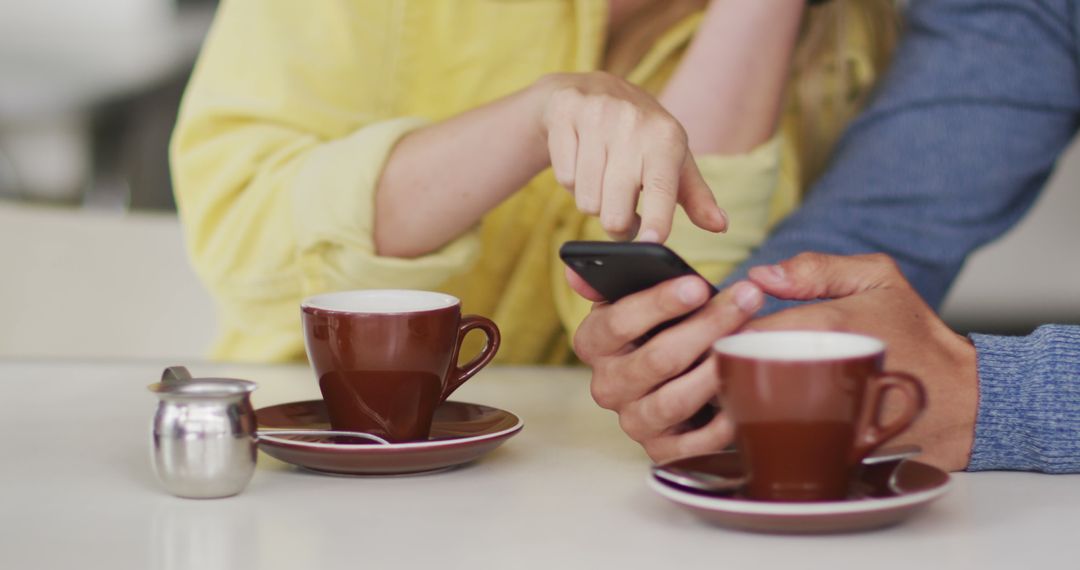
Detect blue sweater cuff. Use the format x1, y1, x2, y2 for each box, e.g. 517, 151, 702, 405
967, 325, 1080, 473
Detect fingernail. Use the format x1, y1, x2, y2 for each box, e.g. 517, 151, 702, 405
751, 264, 786, 285
638, 229, 659, 243
678, 279, 707, 306
716, 208, 728, 232
732, 282, 763, 313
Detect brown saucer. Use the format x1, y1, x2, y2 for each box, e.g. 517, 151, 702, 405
256, 400, 522, 476
649, 451, 951, 534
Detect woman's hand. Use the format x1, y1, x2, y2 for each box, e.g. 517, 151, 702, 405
375, 71, 727, 258
533, 72, 728, 242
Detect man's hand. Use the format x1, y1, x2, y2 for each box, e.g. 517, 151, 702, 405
746, 253, 980, 471
570, 272, 764, 462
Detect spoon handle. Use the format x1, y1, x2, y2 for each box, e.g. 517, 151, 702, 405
650, 464, 747, 493
862, 444, 922, 466
257, 429, 391, 445
161, 366, 194, 384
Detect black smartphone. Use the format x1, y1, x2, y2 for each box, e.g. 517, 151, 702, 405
559, 240, 717, 301
559, 240, 718, 337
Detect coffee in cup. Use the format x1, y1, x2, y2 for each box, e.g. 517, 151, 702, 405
713, 331, 925, 502
302, 290, 500, 442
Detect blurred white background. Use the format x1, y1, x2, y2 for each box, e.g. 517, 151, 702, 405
940, 140, 1080, 332
0, 0, 1075, 361
0, 0, 213, 209
0, 0, 217, 360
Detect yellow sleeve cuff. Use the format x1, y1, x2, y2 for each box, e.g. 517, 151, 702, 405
291, 117, 482, 294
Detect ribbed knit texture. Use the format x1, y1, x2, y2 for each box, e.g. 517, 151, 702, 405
967, 326, 1080, 473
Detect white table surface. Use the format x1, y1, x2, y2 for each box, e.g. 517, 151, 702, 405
1, 360, 1076, 570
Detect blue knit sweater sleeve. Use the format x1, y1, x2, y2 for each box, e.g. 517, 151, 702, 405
723, 0, 1080, 311
968, 326, 1080, 473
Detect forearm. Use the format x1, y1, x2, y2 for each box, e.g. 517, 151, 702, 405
725, 0, 1080, 312
968, 325, 1080, 473
374, 84, 550, 258
660, 0, 804, 154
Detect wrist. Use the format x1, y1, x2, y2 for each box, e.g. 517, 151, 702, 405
516, 75, 572, 171
529, 73, 574, 134
524, 74, 567, 156
940, 332, 979, 470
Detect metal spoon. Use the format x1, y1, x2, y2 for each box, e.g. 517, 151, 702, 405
652, 463, 748, 494
159, 367, 391, 446
652, 444, 923, 494
859, 444, 922, 466
256, 429, 391, 445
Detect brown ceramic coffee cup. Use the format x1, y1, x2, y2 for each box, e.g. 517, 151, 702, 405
301, 290, 500, 442
713, 331, 926, 502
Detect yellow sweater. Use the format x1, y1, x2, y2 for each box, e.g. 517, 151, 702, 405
171, 0, 871, 364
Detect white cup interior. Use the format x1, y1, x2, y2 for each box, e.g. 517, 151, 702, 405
302, 290, 459, 314
713, 331, 884, 362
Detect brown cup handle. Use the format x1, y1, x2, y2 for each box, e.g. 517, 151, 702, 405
851, 371, 927, 461
442, 315, 501, 401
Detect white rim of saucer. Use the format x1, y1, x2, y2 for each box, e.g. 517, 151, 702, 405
647, 471, 952, 516
258, 415, 523, 451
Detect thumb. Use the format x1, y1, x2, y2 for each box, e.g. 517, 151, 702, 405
747, 252, 903, 301
677, 156, 728, 234
564, 266, 606, 302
